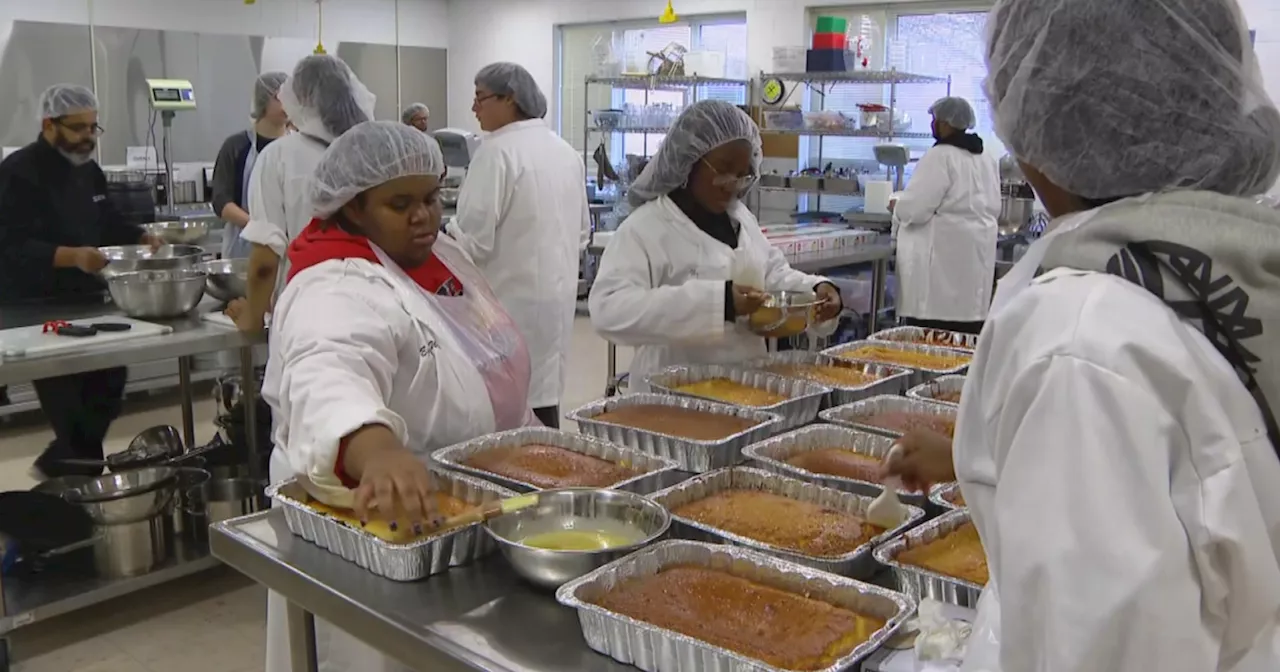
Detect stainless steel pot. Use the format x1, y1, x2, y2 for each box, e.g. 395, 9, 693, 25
94, 509, 174, 578
99, 244, 206, 276
205, 478, 261, 524
140, 220, 209, 245
105, 268, 206, 318
172, 181, 199, 204
195, 258, 249, 302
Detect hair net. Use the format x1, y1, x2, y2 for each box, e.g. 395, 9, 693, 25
250, 71, 288, 120
310, 121, 446, 219
280, 55, 377, 143
39, 84, 98, 120
986, 0, 1280, 200
401, 103, 429, 124
628, 100, 762, 207
928, 97, 976, 131
475, 62, 547, 120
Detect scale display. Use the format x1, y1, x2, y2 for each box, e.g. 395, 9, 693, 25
146, 78, 197, 110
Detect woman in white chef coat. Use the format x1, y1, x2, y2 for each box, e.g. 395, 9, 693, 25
885, 0, 1280, 669
891, 96, 1000, 334
450, 62, 589, 427
589, 100, 843, 391
261, 121, 534, 672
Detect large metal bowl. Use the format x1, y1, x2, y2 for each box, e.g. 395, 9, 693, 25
100, 244, 205, 276
196, 258, 248, 301
140, 221, 209, 245
747, 290, 822, 338
65, 466, 180, 525
105, 268, 206, 318
484, 488, 671, 590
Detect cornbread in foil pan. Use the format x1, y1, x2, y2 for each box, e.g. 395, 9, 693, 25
822, 340, 971, 386
819, 395, 958, 440
645, 364, 829, 430
743, 351, 913, 407
869, 326, 979, 352
906, 375, 966, 406
873, 509, 986, 608
929, 482, 965, 510
742, 424, 924, 506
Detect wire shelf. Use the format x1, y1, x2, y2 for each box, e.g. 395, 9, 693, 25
760, 128, 935, 140
763, 70, 949, 85
586, 74, 751, 90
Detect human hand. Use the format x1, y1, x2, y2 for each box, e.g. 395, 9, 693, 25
349, 444, 440, 532
139, 233, 164, 251
73, 247, 109, 274
888, 198, 898, 214
225, 298, 264, 333
732, 284, 767, 317
879, 429, 956, 492
814, 282, 843, 321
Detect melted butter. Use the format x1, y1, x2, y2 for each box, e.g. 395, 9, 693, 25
520, 529, 643, 551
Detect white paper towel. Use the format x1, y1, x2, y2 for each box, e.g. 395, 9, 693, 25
865, 180, 894, 214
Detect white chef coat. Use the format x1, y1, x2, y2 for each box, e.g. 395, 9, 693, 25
450, 119, 590, 409
955, 202, 1280, 670
240, 132, 329, 299
588, 196, 827, 392
893, 144, 1000, 322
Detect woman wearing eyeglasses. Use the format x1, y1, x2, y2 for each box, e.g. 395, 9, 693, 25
589, 100, 843, 391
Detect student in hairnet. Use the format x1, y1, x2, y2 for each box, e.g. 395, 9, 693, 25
401, 102, 430, 131
211, 71, 289, 259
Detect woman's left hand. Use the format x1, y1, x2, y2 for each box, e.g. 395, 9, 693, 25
815, 282, 843, 321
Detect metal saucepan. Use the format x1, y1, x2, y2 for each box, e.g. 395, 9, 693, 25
105, 268, 206, 318
99, 244, 206, 276
140, 221, 209, 245
196, 258, 249, 302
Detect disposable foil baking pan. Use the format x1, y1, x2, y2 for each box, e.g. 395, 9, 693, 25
556, 539, 915, 672
567, 393, 783, 473
873, 509, 985, 608
648, 466, 923, 578
266, 469, 515, 581
929, 482, 965, 511
743, 351, 913, 406
645, 364, 829, 430
742, 423, 924, 506
906, 375, 967, 407
819, 395, 958, 440
870, 326, 979, 352
822, 340, 971, 386
430, 427, 681, 494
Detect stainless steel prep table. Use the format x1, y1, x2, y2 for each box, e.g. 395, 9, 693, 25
211, 510, 639, 672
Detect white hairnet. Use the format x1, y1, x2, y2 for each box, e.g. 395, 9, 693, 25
628, 100, 761, 207
250, 72, 288, 120
986, 0, 1280, 200
929, 97, 976, 131
39, 84, 97, 120
475, 62, 547, 120
310, 121, 446, 219
401, 103, 429, 124
280, 55, 377, 143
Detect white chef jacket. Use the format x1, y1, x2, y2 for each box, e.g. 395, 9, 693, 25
588, 196, 827, 392
450, 119, 590, 409
893, 144, 1000, 322
240, 132, 329, 299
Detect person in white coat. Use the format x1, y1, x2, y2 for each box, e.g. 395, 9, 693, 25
227, 54, 375, 333
261, 121, 535, 672
589, 100, 842, 391
885, 0, 1280, 669
450, 62, 589, 427
891, 96, 1000, 334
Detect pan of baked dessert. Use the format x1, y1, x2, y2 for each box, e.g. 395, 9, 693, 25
743, 350, 913, 406
648, 467, 923, 578
266, 469, 515, 581
556, 539, 915, 672
906, 375, 967, 406
819, 395, 958, 440
645, 364, 830, 430
431, 427, 681, 494
869, 326, 979, 352
823, 340, 971, 386
929, 482, 965, 511
873, 509, 986, 608
742, 424, 925, 506
567, 393, 784, 473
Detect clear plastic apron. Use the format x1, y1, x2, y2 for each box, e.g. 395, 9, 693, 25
222, 130, 260, 259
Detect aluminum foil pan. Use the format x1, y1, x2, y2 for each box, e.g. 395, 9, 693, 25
743, 351, 913, 407
266, 470, 515, 581
870, 326, 979, 352
822, 340, 972, 386
929, 482, 965, 511
648, 466, 923, 578
645, 364, 829, 431
567, 393, 784, 473
742, 424, 924, 506
873, 509, 985, 608
430, 427, 681, 494
906, 375, 966, 406
819, 395, 958, 440
556, 539, 915, 672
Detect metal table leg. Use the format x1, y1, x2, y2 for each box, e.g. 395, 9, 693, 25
177, 356, 195, 450
869, 258, 888, 333
240, 346, 263, 503
286, 601, 319, 672
605, 341, 618, 396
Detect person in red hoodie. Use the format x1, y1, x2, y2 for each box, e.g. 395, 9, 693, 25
259, 121, 535, 672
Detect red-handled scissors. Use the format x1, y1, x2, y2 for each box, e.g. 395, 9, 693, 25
42, 320, 72, 334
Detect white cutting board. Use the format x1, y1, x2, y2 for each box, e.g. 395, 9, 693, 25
201, 312, 271, 329
0, 316, 172, 360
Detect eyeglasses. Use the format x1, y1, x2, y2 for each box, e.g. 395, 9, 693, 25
701, 158, 758, 192
54, 118, 105, 136
473, 93, 499, 106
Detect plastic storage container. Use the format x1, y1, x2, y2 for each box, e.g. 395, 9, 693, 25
807, 49, 847, 72
815, 16, 849, 34
763, 110, 804, 130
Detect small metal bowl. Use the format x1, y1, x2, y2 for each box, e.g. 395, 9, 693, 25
484, 488, 671, 590
65, 466, 181, 525
140, 220, 209, 245
105, 268, 206, 318
747, 290, 822, 338
196, 258, 249, 302
99, 244, 205, 276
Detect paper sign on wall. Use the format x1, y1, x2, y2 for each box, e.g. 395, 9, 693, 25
126, 146, 158, 169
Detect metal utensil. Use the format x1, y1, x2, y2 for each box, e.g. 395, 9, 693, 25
196, 258, 249, 302
98, 244, 205, 276
105, 268, 206, 318
140, 220, 209, 245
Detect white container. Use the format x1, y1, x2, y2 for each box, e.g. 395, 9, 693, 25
773, 46, 806, 73
683, 51, 726, 78
865, 181, 894, 214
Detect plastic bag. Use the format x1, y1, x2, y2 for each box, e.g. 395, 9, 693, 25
958, 585, 1003, 672
912, 599, 972, 665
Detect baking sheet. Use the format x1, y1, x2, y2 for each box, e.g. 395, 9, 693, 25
556, 539, 915, 672
647, 466, 923, 578
905, 375, 966, 406
741, 424, 923, 505
645, 364, 829, 430
743, 351, 913, 407
822, 340, 971, 386
818, 395, 958, 440
869, 326, 978, 352
873, 509, 985, 608
929, 482, 964, 511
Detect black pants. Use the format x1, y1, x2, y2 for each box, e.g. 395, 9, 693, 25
533, 405, 560, 429
902, 317, 985, 336
32, 368, 128, 478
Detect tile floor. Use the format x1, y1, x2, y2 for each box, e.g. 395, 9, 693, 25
1, 317, 631, 672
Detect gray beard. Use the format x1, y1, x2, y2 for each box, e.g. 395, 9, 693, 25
59, 148, 93, 166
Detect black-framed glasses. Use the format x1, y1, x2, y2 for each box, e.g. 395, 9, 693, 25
53, 118, 105, 136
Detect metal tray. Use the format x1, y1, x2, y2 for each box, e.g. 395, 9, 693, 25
873, 509, 985, 608
648, 466, 923, 578
929, 482, 965, 511
906, 375, 966, 406
822, 340, 972, 386
266, 470, 515, 581
567, 393, 784, 473
870, 326, 979, 352
430, 427, 681, 494
644, 364, 829, 431
743, 351, 913, 406
819, 395, 958, 440
742, 424, 924, 505
556, 539, 915, 672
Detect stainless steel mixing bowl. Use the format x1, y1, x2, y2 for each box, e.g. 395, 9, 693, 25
195, 258, 249, 302
105, 268, 206, 318
140, 220, 209, 245
65, 466, 180, 525
99, 244, 205, 276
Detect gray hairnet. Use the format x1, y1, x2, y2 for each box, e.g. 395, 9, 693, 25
39, 84, 98, 120
929, 97, 976, 131
475, 62, 547, 120
986, 0, 1280, 200
628, 100, 762, 207
310, 121, 446, 219
280, 55, 377, 143
250, 72, 288, 120
401, 103, 429, 124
